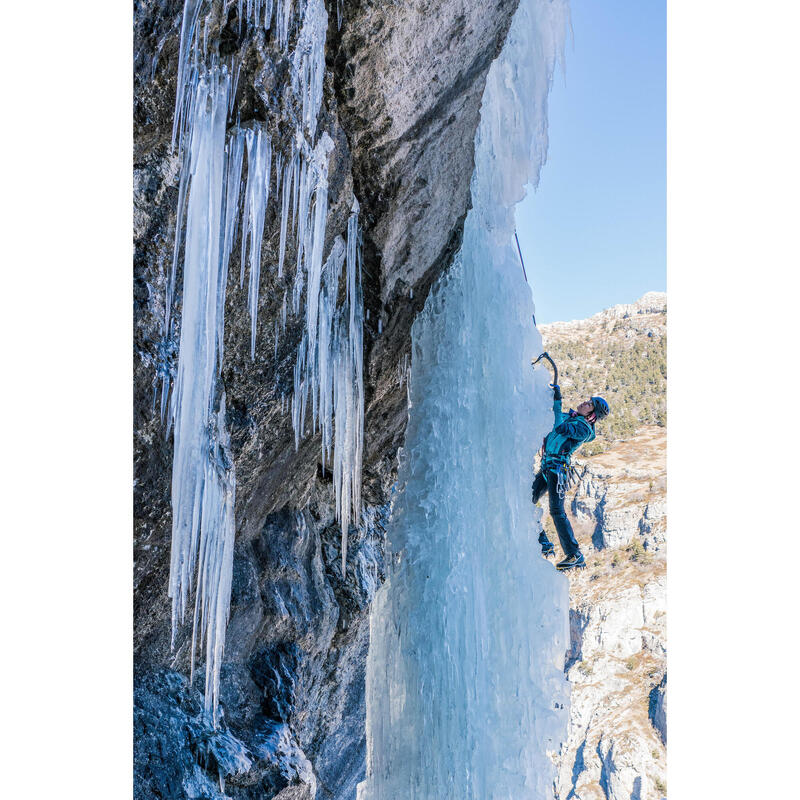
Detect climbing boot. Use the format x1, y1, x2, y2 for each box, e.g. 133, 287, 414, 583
538, 532, 555, 558
556, 551, 586, 571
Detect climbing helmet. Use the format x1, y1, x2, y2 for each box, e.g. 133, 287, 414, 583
590, 396, 610, 420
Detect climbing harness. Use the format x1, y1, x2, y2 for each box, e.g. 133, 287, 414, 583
543, 460, 578, 500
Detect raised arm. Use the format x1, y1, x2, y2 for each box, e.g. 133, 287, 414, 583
552, 384, 567, 425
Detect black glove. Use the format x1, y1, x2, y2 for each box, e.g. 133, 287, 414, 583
551, 383, 562, 401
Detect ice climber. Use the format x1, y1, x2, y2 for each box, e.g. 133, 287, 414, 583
532, 385, 610, 571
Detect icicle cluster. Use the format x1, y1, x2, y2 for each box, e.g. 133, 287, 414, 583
163, 0, 365, 721
292, 198, 364, 575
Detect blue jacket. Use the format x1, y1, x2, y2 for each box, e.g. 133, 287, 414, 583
542, 399, 595, 466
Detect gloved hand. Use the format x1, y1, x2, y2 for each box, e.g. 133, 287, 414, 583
550, 383, 562, 401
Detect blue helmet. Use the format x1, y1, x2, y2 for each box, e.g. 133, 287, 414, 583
591, 396, 610, 421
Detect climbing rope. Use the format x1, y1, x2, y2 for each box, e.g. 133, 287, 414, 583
514, 229, 528, 282
514, 229, 537, 327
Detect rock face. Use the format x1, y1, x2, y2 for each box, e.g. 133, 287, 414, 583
540, 299, 667, 800
571, 427, 667, 551
555, 558, 667, 800
134, 1, 521, 798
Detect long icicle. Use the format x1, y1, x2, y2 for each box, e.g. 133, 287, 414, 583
167, 65, 237, 726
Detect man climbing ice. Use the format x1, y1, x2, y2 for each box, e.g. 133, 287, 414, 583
532, 383, 609, 571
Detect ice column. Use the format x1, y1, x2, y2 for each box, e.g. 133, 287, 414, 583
358, 1, 572, 798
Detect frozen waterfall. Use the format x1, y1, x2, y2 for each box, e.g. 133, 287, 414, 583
358, 1, 572, 798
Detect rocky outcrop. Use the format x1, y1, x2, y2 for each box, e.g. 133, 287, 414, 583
552, 495, 667, 800
135, 492, 388, 799
649, 674, 667, 746
134, 1, 522, 797
570, 426, 667, 551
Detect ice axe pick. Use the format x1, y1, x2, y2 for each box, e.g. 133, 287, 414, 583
531, 351, 558, 387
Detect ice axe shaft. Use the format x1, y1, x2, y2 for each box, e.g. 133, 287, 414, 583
531, 351, 558, 387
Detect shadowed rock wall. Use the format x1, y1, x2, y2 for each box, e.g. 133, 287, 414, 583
133, 1, 518, 797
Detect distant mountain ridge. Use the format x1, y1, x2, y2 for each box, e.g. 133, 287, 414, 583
542, 291, 666, 329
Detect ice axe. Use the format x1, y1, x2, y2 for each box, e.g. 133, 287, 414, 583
531, 351, 558, 387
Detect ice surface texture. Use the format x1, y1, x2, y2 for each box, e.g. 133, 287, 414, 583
164, 0, 364, 723
358, 1, 572, 798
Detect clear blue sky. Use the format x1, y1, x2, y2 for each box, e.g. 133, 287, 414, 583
515, 0, 666, 324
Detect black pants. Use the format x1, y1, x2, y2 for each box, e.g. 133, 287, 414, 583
532, 468, 580, 557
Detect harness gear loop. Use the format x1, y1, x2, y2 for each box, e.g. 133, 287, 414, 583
547, 460, 577, 500
556, 464, 567, 499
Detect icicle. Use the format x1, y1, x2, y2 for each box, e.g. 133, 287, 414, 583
290, 190, 363, 577
317, 236, 346, 465
295, 154, 310, 268
239, 135, 251, 291
291, 336, 307, 449
167, 65, 236, 727
278, 144, 295, 279
332, 197, 364, 575
229, 59, 242, 115
292, 0, 327, 140
240, 128, 272, 359
303, 135, 335, 386
172, 0, 203, 150
292, 247, 304, 317
166, 59, 199, 337
276, 0, 293, 51
275, 149, 283, 197
218, 131, 246, 370
292, 147, 300, 235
